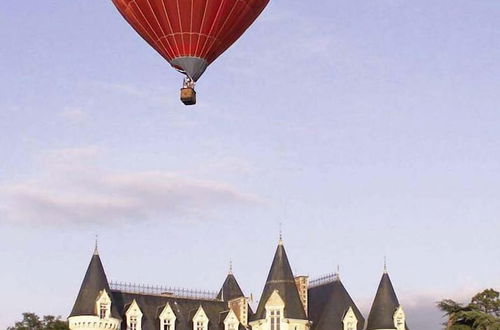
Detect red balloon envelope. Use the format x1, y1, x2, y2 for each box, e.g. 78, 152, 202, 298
111, 0, 270, 82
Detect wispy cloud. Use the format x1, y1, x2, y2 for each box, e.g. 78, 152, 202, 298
0, 147, 262, 226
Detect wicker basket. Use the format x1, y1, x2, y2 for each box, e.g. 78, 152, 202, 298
180, 87, 196, 105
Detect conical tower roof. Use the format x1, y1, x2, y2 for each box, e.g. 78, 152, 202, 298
69, 250, 120, 319
217, 272, 245, 301
254, 241, 307, 320
311, 278, 365, 330
366, 272, 400, 330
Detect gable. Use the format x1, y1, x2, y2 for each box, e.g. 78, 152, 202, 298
223, 309, 239, 325
265, 290, 285, 309
194, 306, 209, 322
126, 299, 144, 318
160, 303, 177, 321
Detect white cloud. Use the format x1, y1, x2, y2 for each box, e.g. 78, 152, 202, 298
0, 147, 262, 226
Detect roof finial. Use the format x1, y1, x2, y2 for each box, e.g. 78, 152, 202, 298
384, 256, 388, 273
278, 222, 283, 245
93, 234, 99, 255
229, 258, 233, 274
336, 264, 340, 280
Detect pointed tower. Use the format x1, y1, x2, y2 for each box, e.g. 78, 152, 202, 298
308, 277, 365, 330
217, 262, 245, 301
250, 240, 309, 330
366, 270, 408, 330
68, 248, 121, 330
217, 264, 251, 326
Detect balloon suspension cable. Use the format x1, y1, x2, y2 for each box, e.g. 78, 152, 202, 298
183, 75, 195, 89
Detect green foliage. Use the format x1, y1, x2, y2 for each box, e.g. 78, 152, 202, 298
471, 289, 500, 317
438, 289, 500, 330
7, 313, 69, 330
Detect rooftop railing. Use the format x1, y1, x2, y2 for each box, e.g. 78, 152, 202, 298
308, 273, 338, 288
109, 280, 219, 301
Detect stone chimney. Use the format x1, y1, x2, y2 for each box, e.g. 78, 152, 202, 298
229, 296, 249, 327
294, 275, 309, 316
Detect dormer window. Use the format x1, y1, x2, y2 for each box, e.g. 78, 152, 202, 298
160, 303, 177, 330
224, 309, 240, 330
163, 319, 172, 330
393, 306, 406, 330
99, 303, 108, 319
342, 307, 357, 330
126, 300, 143, 330
265, 290, 285, 330
96, 290, 112, 319
193, 306, 209, 330
344, 322, 355, 330
130, 316, 138, 330
270, 310, 281, 330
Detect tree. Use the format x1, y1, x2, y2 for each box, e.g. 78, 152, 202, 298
438, 289, 500, 330
7, 313, 69, 330
471, 289, 500, 317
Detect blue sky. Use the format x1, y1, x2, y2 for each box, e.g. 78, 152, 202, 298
1, 1, 499, 329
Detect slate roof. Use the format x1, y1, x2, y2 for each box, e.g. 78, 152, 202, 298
366, 272, 402, 330
69, 251, 121, 319
69, 245, 408, 330
216, 273, 245, 302
112, 291, 230, 330
308, 278, 364, 330
253, 242, 307, 321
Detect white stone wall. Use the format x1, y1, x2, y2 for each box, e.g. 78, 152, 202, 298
68, 315, 121, 330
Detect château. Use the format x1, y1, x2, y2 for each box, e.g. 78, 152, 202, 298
69, 239, 409, 330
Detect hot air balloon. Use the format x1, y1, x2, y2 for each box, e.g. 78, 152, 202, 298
111, 0, 270, 105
